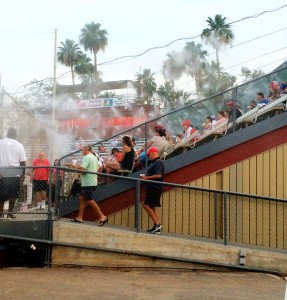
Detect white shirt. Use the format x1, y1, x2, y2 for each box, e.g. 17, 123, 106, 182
182, 127, 192, 143
0, 138, 27, 177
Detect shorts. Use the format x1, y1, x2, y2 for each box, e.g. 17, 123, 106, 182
33, 180, 48, 192
144, 188, 162, 208
80, 186, 97, 201
0, 177, 20, 202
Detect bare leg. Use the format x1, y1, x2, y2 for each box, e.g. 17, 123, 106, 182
36, 191, 41, 203
88, 200, 106, 221
40, 190, 46, 201
143, 204, 159, 225
106, 162, 120, 170
75, 196, 86, 222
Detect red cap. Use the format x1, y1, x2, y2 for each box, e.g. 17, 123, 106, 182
181, 120, 191, 127
147, 147, 159, 155
226, 100, 234, 107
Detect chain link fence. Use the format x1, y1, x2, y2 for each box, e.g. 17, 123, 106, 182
0, 165, 286, 253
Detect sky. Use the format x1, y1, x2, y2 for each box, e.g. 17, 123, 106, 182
1, 0, 287, 96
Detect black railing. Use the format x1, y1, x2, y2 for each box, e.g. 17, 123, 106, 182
1, 166, 286, 254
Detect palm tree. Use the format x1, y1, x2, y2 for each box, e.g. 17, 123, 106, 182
162, 51, 185, 81
183, 42, 208, 97
57, 39, 82, 85
163, 44, 207, 98
201, 14, 234, 78
74, 54, 95, 81
201, 60, 236, 97
135, 69, 157, 103
79, 22, 108, 81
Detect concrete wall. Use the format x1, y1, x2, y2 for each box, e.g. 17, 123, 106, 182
52, 221, 287, 274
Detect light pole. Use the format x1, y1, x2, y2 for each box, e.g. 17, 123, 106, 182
52, 28, 57, 130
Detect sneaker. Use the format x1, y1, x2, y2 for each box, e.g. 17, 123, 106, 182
151, 224, 162, 234
7, 213, 16, 219
40, 201, 46, 210
147, 224, 156, 233
36, 203, 41, 210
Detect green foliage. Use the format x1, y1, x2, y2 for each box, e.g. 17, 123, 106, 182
240, 67, 265, 82
157, 81, 191, 110
98, 91, 116, 98
79, 22, 108, 80
18, 78, 54, 114
135, 69, 157, 103
57, 39, 82, 85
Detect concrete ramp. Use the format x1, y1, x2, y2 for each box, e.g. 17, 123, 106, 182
52, 221, 287, 274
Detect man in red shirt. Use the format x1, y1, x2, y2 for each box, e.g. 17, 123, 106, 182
32, 152, 50, 210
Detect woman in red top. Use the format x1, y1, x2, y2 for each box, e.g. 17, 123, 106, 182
32, 152, 50, 210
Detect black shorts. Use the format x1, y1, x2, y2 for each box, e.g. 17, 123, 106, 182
80, 186, 97, 201
33, 180, 48, 192
0, 177, 20, 202
144, 188, 162, 208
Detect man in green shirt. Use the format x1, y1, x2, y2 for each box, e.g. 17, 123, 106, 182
71, 144, 108, 226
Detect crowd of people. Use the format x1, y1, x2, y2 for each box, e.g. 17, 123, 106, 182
0, 80, 286, 232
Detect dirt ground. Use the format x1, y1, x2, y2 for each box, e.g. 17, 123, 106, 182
0, 268, 286, 300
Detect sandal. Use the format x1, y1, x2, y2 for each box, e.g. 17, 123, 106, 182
70, 218, 83, 223
97, 217, 108, 226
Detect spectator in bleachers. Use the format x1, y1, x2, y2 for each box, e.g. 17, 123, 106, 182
202, 116, 213, 133
268, 81, 281, 101
181, 120, 197, 144
210, 115, 217, 128
256, 92, 269, 108
248, 100, 257, 110
175, 133, 183, 144
226, 100, 242, 121
214, 111, 226, 126
105, 135, 135, 175
224, 110, 230, 119
134, 148, 146, 171
280, 83, 287, 95
98, 144, 106, 153
147, 125, 169, 157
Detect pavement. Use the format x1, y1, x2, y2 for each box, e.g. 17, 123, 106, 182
0, 268, 286, 300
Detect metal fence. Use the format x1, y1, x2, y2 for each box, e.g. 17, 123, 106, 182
1, 165, 285, 255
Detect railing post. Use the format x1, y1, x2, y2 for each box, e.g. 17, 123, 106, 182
232, 87, 238, 133
214, 192, 218, 239
48, 169, 53, 213
135, 179, 141, 233
144, 123, 148, 168
223, 192, 228, 245
54, 168, 60, 217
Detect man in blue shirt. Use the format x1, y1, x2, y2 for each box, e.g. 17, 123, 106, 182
140, 147, 164, 234
256, 92, 269, 108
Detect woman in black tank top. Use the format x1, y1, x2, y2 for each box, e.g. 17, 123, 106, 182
105, 135, 135, 173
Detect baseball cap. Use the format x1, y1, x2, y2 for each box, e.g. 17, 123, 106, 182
280, 83, 287, 90
226, 100, 234, 107
181, 120, 191, 127
147, 147, 159, 155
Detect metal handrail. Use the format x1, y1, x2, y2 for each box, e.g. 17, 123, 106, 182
3, 165, 285, 203
58, 65, 287, 164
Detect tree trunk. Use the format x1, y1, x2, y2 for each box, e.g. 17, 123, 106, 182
71, 65, 75, 86
93, 48, 98, 81
216, 49, 220, 78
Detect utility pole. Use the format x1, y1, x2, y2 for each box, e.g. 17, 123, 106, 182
52, 28, 57, 130
0, 74, 4, 138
